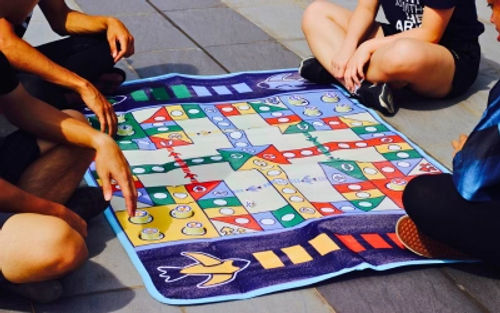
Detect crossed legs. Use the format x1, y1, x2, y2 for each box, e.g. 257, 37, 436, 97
0, 110, 94, 283
301, 0, 456, 97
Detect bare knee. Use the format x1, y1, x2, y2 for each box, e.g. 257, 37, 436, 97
302, 1, 338, 34
0, 214, 88, 283
373, 39, 425, 78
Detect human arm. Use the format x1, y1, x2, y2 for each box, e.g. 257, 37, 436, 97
343, 6, 454, 91
0, 179, 88, 237
0, 84, 138, 217
39, 0, 134, 63
331, 0, 380, 81
0, 18, 117, 135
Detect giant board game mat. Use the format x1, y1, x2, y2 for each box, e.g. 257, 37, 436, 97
84, 69, 455, 305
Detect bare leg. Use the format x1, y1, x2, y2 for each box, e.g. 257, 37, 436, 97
301, 0, 382, 80
366, 38, 455, 97
0, 214, 87, 283
17, 110, 95, 204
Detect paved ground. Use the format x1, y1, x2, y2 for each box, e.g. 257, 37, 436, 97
1, 0, 500, 312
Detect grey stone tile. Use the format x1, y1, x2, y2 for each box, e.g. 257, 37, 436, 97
34, 288, 183, 313
74, 0, 155, 16
317, 267, 484, 313
165, 8, 271, 47
206, 41, 301, 72
235, 4, 306, 40
117, 14, 196, 53
442, 264, 500, 313
126, 49, 226, 78
60, 214, 144, 297
283, 39, 311, 59
0, 295, 32, 313
184, 289, 334, 313
150, 0, 223, 11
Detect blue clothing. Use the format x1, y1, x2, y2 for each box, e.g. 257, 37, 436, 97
453, 80, 500, 201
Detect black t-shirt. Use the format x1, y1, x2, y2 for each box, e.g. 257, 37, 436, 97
379, 0, 484, 44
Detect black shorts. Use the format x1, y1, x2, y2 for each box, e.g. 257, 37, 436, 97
0, 131, 40, 227
0, 51, 19, 95
380, 23, 480, 98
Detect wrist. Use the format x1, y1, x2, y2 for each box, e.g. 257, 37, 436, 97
91, 132, 115, 151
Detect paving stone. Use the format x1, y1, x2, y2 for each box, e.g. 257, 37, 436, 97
117, 13, 196, 54
74, 0, 155, 16
206, 41, 300, 72
165, 8, 271, 47
150, 0, 224, 11
442, 264, 500, 313
126, 49, 226, 78
60, 214, 144, 297
34, 287, 183, 313
317, 267, 484, 313
234, 4, 307, 40
184, 289, 335, 313
283, 39, 311, 58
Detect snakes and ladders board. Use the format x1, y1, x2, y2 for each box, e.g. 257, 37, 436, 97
84, 69, 455, 304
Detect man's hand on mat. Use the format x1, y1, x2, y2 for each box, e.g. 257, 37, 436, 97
94, 136, 138, 217
79, 82, 118, 136
106, 17, 135, 63
344, 44, 371, 93
452, 134, 468, 157
52, 204, 88, 238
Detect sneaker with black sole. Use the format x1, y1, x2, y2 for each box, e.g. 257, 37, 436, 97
298, 57, 340, 85
354, 80, 398, 116
0, 274, 63, 303
65, 186, 110, 222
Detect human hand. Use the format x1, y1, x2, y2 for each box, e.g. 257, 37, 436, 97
106, 17, 135, 63
51, 203, 88, 238
452, 134, 468, 157
344, 43, 371, 92
78, 82, 117, 136
94, 135, 137, 216
330, 46, 354, 81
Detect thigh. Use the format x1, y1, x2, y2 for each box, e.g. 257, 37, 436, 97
36, 35, 114, 82
370, 39, 455, 97
403, 174, 500, 260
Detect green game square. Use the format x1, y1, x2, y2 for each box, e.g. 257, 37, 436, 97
351, 124, 389, 135
321, 159, 366, 181
382, 149, 421, 161
151, 87, 171, 101
171, 85, 192, 99
130, 89, 149, 102
350, 196, 385, 212
147, 187, 176, 205
197, 197, 241, 209
183, 104, 206, 119
272, 204, 305, 228
248, 101, 287, 113
117, 139, 139, 151
284, 121, 315, 134
144, 124, 183, 136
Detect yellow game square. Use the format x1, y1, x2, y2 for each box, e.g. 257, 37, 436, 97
309, 233, 340, 256
253, 251, 285, 269
281, 245, 313, 264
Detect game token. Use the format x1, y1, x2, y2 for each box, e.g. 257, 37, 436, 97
129, 209, 153, 224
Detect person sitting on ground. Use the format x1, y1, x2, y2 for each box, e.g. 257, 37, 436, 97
0, 0, 134, 135
299, 0, 484, 116
0, 51, 137, 303
396, 0, 500, 262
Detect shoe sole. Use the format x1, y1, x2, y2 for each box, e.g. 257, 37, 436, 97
379, 84, 396, 115
396, 215, 469, 259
